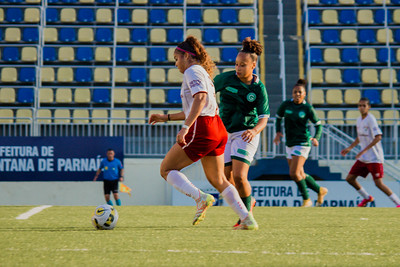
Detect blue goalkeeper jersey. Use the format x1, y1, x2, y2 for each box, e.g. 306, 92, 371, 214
99, 158, 123, 181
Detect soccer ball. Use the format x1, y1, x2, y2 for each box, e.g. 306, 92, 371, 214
91, 204, 119, 230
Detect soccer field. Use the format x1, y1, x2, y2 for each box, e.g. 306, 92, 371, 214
2, 206, 400, 267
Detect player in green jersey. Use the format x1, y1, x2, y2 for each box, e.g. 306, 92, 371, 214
214, 38, 270, 226
273, 79, 328, 207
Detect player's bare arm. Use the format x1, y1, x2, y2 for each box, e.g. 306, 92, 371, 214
341, 137, 360, 156
273, 132, 283, 145
242, 117, 268, 143
356, 134, 382, 159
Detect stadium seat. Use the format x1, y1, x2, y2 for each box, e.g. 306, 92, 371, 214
19, 68, 36, 82
394, 10, 400, 24
149, 9, 166, 24
360, 48, 377, 63
207, 47, 220, 63
95, 47, 111, 62
306, 29, 321, 44
309, 68, 323, 84
132, 9, 147, 24
131, 28, 148, 43
149, 69, 166, 83
320, 0, 338, 3
167, 48, 175, 62
117, 9, 130, 23
150, 29, 166, 43
114, 68, 128, 83
380, 69, 397, 84
1, 68, 17, 82
54, 109, 71, 123
382, 110, 399, 125
96, 8, 112, 23
39, 88, 54, 103
240, 29, 256, 41
362, 69, 379, 84
149, 89, 165, 104
149, 48, 166, 63
377, 29, 393, 43
58, 47, 74, 62
44, 28, 57, 43
325, 69, 342, 84
43, 47, 56, 62
129, 109, 146, 123
221, 9, 237, 24
344, 89, 361, 104
55, 88, 72, 103
339, 10, 356, 24
5, 28, 21, 42
24, 8, 40, 23
94, 68, 110, 83
309, 89, 324, 105
357, 10, 374, 24
131, 47, 147, 63
168, 9, 183, 24
6, 8, 23, 23
327, 110, 344, 125
322, 29, 340, 44
60, 8, 76, 23
167, 89, 181, 104
314, 109, 325, 124
0, 109, 14, 123
359, 29, 376, 44
186, 29, 202, 41
116, 47, 129, 62
113, 88, 128, 104
323, 48, 340, 63
57, 67, 74, 82
322, 10, 338, 24
355, 0, 373, 3
23, 28, 38, 43
72, 109, 89, 124
0, 88, 16, 103
130, 89, 147, 104
111, 110, 127, 124
59, 28, 76, 42
381, 89, 399, 104
345, 110, 359, 125
92, 109, 108, 124
77, 9, 95, 23
76, 47, 94, 62
37, 109, 52, 124
186, 9, 201, 24
17, 88, 34, 103
340, 29, 357, 44
41, 68, 55, 82
168, 29, 183, 43
130, 68, 147, 83
75, 68, 93, 82
95, 28, 112, 42
46, 8, 59, 23
395, 29, 400, 43
167, 68, 183, 83
203, 9, 219, 24
307, 10, 321, 25
21, 47, 37, 62
221, 29, 238, 43
341, 48, 359, 63
377, 48, 395, 63
78, 28, 94, 42
116, 28, 129, 43
74, 88, 91, 103
204, 29, 221, 43
362, 89, 381, 104
309, 48, 323, 63
343, 69, 361, 84
375, 9, 392, 24
92, 88, 110, 103
2, 47, 20, 62
221, 48, 238, 63
326, 89, 343, 104
16, 109, 32, 123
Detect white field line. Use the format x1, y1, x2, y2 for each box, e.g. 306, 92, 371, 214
16, 205, 52, 220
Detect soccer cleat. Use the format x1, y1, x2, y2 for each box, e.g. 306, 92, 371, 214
357, 196, 374, 207
301, 198, 312, 207
192, 193, 215, 225
397, 205, 400, 208
316, 187, 328, 207
233, 196, 256, 228
234, 213, 258, 230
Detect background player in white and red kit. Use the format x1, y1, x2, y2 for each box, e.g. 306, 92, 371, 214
149, 36, 258, 229
341, 97, 400, 207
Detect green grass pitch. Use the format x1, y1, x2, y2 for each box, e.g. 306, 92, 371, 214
2, 206, 400, 266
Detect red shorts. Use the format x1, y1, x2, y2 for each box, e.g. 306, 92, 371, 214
179, 115, 228, 162
349, 160, 384, 180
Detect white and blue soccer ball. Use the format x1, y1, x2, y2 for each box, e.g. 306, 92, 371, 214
91, 204, 119, 230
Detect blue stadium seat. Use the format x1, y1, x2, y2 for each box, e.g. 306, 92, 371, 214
150, 0, 166, 3
204, 29, 221, 43
23, 28, 39, 43
355, 0, 373, 4
0, 28, 3, 42
6, 8, 23, 23
116, 47, 129, 62
118, 9, 130, 23
167, 29, 183, 43
150, 10, 166, 24
59, 28, 77, 42
43, 47, 57, 62
131, 28, 148, 43
343, 69, 361, 84
75, 68, 93, 82
92, 89, 110, 103
19, 68, 36, 82
62, 0, 78, 3
221, 0, 237, 3
130, 68, 147, 83
78, 9, 95, 23
48, 0, 60, 3
221, 48, 238, 63
341, 48, 359, 63
307, 10, 321, 25
377, 48, 395, 63
187, 9, 202, 24
167, 89, 181, 104
362, 90, 381, 104
46, 8, 59, 23
322, 29, 340, 44
392, 0, 400, 3
96, 28, 112, 42
17, 88, 34, 103
239, 29, 255, 41
119, 0, 131, 3
168, 0, 183, 3
8, 0, 24, 2
221, 9, 237, 24
310, 48, 322, 63
96, 0, 114, 3
76, 47, 94, 61
358, 29, 376, 44
150, 48, 166, 63
394, 29, 400, 43
339, 10, 356, 24
375, 9, 392, 24
320, 0, 338, 3
202, 0, 219, 3
2, 47, 20, 62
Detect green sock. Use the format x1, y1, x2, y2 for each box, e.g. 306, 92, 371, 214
241, 196, 252, 211
296, 179, 309, 200
305, 174, 320, 193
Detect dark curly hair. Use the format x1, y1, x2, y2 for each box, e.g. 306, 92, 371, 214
240, 37, 263, 61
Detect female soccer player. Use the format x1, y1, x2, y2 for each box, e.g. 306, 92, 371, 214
273, 79, 328, 207
341, 98, 400, 207
214, 37, 269, 226
149, 36, 258, 230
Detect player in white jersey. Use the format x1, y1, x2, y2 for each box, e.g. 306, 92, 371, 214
149, 36, 258, 229
341, 98, 400, 207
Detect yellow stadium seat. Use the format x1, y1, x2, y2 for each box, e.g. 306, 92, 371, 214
26, 0, 41, 2
0, 9, 4, 22
340, 29, 357, 44
338, 0, 355, 4
58, 47, 75, 62
323, 48, 340, 63
131, 47, 147, 63
39, 88, 54, 103
60, 8, 76, 23
149, 89, 166, 104
322, 10, 338, 24
129, 109, 146, 124
37, 109, 52, 124
133, 0, 148, 3
24, 8, 40, 23
116, 28, 130, 43
92, 109, 108, 124
78, 28, 94, 42
21, 47, 37, 62
327, 110, 344, 125
357, 10, 374, 24
111, 110, 127, 124
114, 68, 128, 83
377, 29, 393, 43
326, 89, 343, 104
1, 68, 17, 82
238, 0, 254, 3
380, 69, 397, 84
130, 89, 147, 104
16, 109, 32, 123
381, 89, 399, 104
150, 29, 166, 43
54, 109, 71, 123
167, 47, 175, 62
95, 47, 111, 62
79, 0, 94, 3
73, 109, 89, 124
345, 110, 359, 124
168, 9, 183, 24
239, 9, 254, 24
132, 9, 148, 24
221, 29, 238, 43
96, 9, 112, 23
374, 0, 390, 3
94, 68, 110, 83
0, 88, 15, 103
187, 29, 202, 41
309, 89, 324, 105
362, 69, 379, 84
41, 68, 55, 82
57, 67, 74, 83
55, 88, 72, 103
315, 109, 325, 124
309, 68, 323, 84
306, 29, 321, 44
393, 10, 400, 24
203, 9, 219, 24
149, 68, 166, 83
207, 47, 220, 63
113, 88, 128, 104
325, 69, 342, 84
167, 68, 183, 83
305, 0, 319, 4
344, 89, 361, 104
0, 109, 13, 123
360, 48, 377, 63
148, 109, 165, 123
5, 28, 21, 42
74, 88, 91, 103
382, 110, 399, 125
44, 28, 57, 42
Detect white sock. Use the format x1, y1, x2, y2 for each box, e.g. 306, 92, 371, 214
166, 170, 201, 201
389, 193, 400, 206
357, 187, 370, 199
221, 184, 248, 220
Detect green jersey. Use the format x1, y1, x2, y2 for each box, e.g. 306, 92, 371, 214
214, 71, 270, 133
276, 99, 322, 147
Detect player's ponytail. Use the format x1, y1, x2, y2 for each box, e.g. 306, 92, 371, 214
240, 37, 263, 61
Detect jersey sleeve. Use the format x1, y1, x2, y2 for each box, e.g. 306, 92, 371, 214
308, 105, 323, 141
99, 159, 104, 170
369, 115, 382, 137
117, 159, 124, 170
184, 67, 208, 96
275, 102, 286, 133
256, 83, 270, 119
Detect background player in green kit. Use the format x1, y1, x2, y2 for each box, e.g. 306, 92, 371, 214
214, 37, 270, 226
273, 79, 328, 207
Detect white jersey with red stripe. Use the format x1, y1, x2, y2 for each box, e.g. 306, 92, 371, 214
181, 64, 217, 118
356, 113, 384, 163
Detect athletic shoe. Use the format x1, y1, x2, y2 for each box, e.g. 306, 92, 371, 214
301, 199, 312, 207
192, 193, 215, 225
233, 196, 256, 228
397, 205, 400, 208
315, 187, 328, 207
234, 213, 259, 230
357, 196, 374, 207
